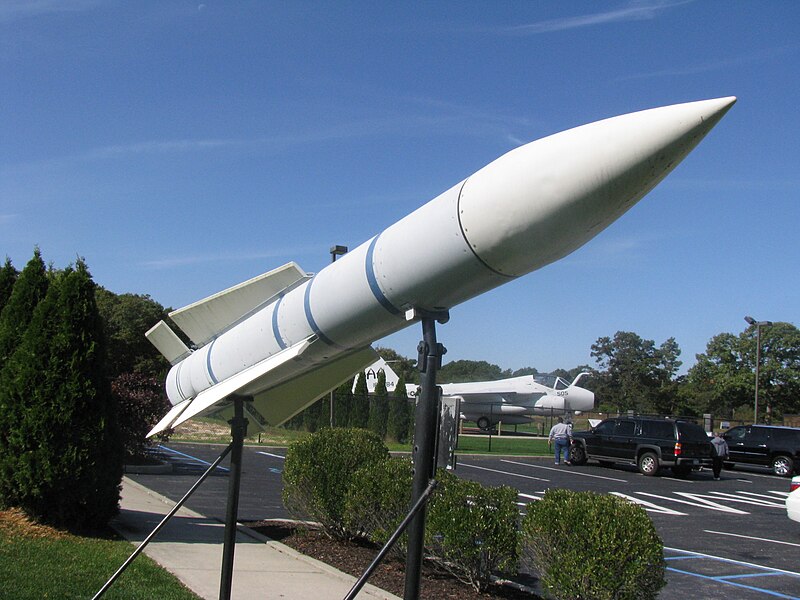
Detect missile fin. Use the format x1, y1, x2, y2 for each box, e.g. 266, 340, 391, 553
161, 336, 315, 433
238, 345, 379, 428
147, 398, 192, 437
169, 262, 310, 346
145, 320, 192, 365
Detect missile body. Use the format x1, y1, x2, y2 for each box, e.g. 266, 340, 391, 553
147, 97, 735, 435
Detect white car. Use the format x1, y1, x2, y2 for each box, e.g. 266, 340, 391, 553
788, 476, 800, 523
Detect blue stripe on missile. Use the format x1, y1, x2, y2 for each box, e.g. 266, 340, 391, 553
272, 295, 287, 350
174, 361, 187, 402
206, 338, 219, 385
365, 235, 402, 315
303, 278, 344, 348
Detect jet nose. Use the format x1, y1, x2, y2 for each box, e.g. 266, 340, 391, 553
457, 97, 737, 277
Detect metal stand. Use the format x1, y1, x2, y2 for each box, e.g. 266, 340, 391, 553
93, 446, 233, 600
403, 310, 448, 600
220, 395, 249, 600
93, 396, 249, 600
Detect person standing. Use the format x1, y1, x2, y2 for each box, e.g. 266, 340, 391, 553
710, 431, 729, 480
549, 417, 572, 465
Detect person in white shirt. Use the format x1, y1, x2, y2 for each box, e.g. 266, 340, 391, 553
548, 417, 572, 465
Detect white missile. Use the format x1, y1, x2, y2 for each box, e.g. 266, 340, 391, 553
146, 96, 736, 436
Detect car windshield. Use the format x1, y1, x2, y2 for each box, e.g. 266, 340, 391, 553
676, 422, 709, 441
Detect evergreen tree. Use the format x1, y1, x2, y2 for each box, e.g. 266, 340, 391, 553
332, 379, 353, 427
0, 257, 18, 314
317, 393, 332, 430
350, 373, 370, 428
0, 260, 123, 529
387, 373, 411, 443
95, 288, 171, 378
303, 398, 321, 433
0, 249, 49, 505
368, 371, 389, 439
0, 248, 48, 367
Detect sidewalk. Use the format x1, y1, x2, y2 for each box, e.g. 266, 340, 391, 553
112, 476, 401, 600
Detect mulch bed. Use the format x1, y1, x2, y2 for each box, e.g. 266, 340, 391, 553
245, 520, 540, 599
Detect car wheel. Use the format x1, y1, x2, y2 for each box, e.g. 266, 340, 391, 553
476, 417, 491, 431
772, 455, 794, 477
638, 452, 660, 476
570, 445, 587, 466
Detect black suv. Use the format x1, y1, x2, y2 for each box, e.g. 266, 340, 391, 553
570, 416, 713, 477
722, 425, 800, 477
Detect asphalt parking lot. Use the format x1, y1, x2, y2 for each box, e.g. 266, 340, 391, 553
129, 442, 800, 600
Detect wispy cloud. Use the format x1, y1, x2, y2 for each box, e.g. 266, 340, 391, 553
82, 138, 248, 160
616, 44, 800, 80
0, 214, 17, 225
139, 247, 319, 270
502, 0, 692, 35
0, 0, 102, 24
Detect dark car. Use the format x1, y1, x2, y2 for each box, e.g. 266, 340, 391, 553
722, 425, 800, 477
569, 416, 714, 477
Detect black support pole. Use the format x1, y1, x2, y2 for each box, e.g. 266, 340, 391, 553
403, 312, 447, 600
219, 396, 249, 600
92, 444, 233, 600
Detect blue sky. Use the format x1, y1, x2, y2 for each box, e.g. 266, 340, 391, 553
2, 1, 798, 375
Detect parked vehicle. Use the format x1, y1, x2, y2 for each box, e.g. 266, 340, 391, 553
722, 425, 800, 477
569, 416, 714, 477
788, 476, 800, 523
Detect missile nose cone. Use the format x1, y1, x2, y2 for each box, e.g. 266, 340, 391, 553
458, 97, 737, 277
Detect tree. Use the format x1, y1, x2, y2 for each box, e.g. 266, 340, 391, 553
387, 373, 411, 443
350, 373, 370, 428
95, 288, 171, 378
439, 359, 508, 383
590, 331, 682, 414
368, 370, 389, 439
0, 248, 49, 368
303, 398, 322, 433
375, 347, 417, 384
112, 372, 172, 461
0, 257, 18, 314
686, 322, 800, 422
0, 260, 123, 529
332, 378, 354, 428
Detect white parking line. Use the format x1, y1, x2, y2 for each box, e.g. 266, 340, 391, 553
704, 530, 800, 548
500, 460, 628, 482
459, 462, 549, 482
610, 492, 687, 515
637, 492, 749, 514
518, 492, 543, 501
705, 491, 786, 508
256, 451, 285, 460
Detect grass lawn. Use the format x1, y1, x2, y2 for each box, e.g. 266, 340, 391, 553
0, 509, 200, 600
456, 434, 550, 456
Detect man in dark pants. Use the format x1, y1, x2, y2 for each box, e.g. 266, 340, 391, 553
710, 432, 729, 480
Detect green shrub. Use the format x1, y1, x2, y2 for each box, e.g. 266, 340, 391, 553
282, 427, 388, 540
344, 456, 413, 556
425, 471, 519, 592
520, 489, 666, 600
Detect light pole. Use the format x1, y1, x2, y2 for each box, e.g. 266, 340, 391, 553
744, 316, 772, 424
329, 245, 348, 427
